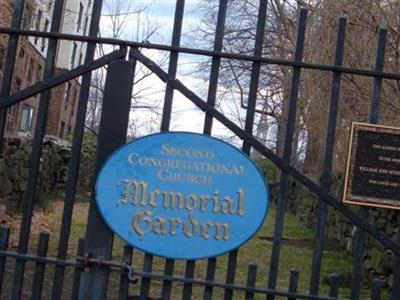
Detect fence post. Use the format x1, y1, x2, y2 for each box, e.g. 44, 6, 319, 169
0, 225, 10, 296
78, 58, 135, 299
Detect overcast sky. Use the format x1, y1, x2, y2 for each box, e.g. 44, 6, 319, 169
97, 0, 241, 143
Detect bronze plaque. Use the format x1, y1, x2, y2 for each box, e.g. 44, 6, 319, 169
343, 122, 400, 210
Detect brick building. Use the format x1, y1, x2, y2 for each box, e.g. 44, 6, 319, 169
0, 0, 40, 140
46, 69, 81, 138
0, 0, 92, 141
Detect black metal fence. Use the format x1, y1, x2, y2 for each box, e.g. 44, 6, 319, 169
0, 0, 399, 299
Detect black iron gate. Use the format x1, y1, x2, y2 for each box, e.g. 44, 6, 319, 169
0, 0, 399, 299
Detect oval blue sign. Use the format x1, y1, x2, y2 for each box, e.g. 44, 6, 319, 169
96, 132, 269, 260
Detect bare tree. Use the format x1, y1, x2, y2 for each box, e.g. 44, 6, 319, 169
192, 0, 299, 155
85, 0, 166, 138
193, 0, 400, 180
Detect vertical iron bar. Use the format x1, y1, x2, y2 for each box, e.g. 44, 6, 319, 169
51, 0, 105, 298
309, 17, 347, 295
391, 216, 400, 300
203, 257, 217, 300
369, 28, 387, 124
30, 232, 49, 300
351, 27, 387, 300
0, 225, 10, 296
242, 0, 268, 153
157, 2, 186, 295
203, 0, 228, 135
139, 253, 153, 300
78, 59, 134, 300
161, 259, 175, 300
182, 260, 195, 299
267, 9, 307, 300
223, 249, 238, 300
244, 263, 257, 300
0, 0, 25, 151
371, 279, 382, 300
118, 246, 133, 300
71, 239, 85, 300
158, 1, 187, 298
160, 0, 186, 131
287, 269, 299, 300
223, 3, 268, 299
329, 273, 340, 298
11, 1, 65, 298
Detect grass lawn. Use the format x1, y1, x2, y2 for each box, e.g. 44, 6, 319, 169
1, 201, 385, 299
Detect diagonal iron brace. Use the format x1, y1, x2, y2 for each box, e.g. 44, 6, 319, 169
0, 48, 126, 109
129, 47, 400, 256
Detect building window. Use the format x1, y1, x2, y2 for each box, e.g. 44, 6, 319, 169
27, 58, 34, 83
59, 121, 65, 138
73, 88, 79, 107
41, 39, 45, 52
19, 48, 25, 59
71, 43, 77, 69
77, 3, 83, 32
79, 52, 83, 66
13, 78, 22, 93
19, 105, 33, 132
84, 16, 89, 35
34, 10, 42, 44
44, 19, 49, 32
24, 54, 30, 72
36, 65, 42, 81
7, 105, 15, 115
64, 82, 72, 101
41, 19, 49, 52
